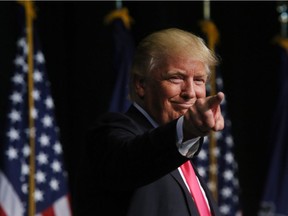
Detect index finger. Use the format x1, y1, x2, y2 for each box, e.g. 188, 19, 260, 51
206, 92, 225, 109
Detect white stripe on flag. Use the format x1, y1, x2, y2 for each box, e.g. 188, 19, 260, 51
53, 196, 71, 216
0, 171, 24, 216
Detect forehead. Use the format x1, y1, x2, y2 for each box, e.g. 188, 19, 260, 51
161, 54, 207, 74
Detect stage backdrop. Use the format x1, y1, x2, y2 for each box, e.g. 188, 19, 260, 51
0, 1, 280, 216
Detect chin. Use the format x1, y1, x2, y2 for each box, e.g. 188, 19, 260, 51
168, 112, 184, 122
175, 109, 188, 116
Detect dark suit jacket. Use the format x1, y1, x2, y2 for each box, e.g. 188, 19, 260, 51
74, 105, 221, 216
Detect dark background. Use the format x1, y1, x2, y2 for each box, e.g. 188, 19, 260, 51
0, 1, 283, 215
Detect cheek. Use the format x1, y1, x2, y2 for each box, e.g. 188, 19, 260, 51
195, 85, 206, 97
149, 86, 177, 112
146, 84, 167, 105
163, 88, 179, 98
164, 83, 182, 97
156, 83, 179, 99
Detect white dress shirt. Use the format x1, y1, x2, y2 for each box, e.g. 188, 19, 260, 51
133, 102, 211, 209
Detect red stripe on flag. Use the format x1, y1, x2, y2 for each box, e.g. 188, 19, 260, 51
67, 194, 72, 213
0, 205, 7, 216
42, 206, 55, 216
68, 195, 73, 215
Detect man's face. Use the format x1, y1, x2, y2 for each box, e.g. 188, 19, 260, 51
136, 55, 208, 125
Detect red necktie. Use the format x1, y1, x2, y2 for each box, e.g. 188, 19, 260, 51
180, 161, 211, 216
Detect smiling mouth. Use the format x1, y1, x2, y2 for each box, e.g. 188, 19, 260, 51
173, 102, 193, 109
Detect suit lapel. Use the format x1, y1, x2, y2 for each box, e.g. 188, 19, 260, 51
171, 163, 221, 216
170, 169, 200, 216
192, 162, 221, 216
126, 105, 220, 216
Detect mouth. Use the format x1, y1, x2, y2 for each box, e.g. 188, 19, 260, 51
172, 102, 193, 109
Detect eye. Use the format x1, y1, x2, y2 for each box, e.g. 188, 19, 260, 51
194, 78, 206, 85
168, 76, 183, 84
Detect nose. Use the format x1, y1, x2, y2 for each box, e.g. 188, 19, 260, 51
180, 80, 196, 100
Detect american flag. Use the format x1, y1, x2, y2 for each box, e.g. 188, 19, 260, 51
193, 69, 241, 216
258, 41, 288, 216
0, 5, 72, 216
107, 8, 134, 113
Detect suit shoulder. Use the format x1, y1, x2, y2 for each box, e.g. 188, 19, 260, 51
91, 112, 143, 135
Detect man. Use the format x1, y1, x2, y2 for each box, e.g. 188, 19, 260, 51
75, 28, 224, 216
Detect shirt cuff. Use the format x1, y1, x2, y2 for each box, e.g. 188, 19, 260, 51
176, 116, 201, 158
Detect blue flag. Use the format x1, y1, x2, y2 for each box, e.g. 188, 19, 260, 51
0, 4, 72, 216
258, 43, 288, 216
108, 10, 134, 113
193, 68, 241, 216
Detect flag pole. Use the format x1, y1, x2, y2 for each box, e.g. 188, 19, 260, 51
277, 1, 288, 38
116, 0, 122, 9
104, 3, 134, 30
18, 1, 36, 215
201, 0, 219, 201
25, 2, 36, 215
274, 2, 288, 52
203, 0, 210, 20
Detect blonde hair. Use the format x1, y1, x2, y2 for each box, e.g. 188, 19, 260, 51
129, 28, 218, 101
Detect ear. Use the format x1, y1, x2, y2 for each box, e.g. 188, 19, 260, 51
134, 75, 146, 98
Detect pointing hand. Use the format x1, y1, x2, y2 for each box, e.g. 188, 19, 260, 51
183, 92, 225, 140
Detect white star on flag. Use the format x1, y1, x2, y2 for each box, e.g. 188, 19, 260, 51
0, 4, 72, 215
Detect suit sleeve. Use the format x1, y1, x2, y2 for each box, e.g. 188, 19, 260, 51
84, 112, 188, 190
